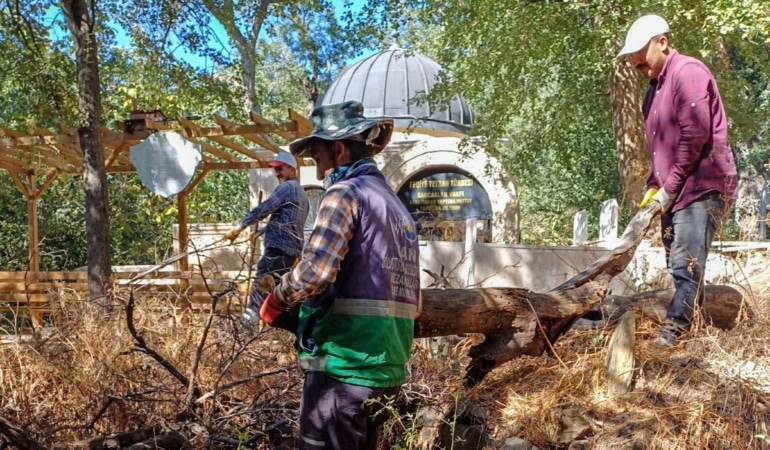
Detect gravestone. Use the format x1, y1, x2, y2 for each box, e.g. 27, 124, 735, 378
572, 210, 587, 245
599, 199, 619, 243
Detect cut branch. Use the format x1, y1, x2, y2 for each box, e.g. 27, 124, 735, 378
0, 415, 48, 450
126, 291, 199, 397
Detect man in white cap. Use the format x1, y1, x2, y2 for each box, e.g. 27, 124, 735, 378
225, 150, 309, 324
618, 15, 738, 346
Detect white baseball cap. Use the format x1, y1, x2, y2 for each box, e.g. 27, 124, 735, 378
267, 150, 298, 169
617, 14, 670, 58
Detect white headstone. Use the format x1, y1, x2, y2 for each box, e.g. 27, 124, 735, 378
599, 199, 619, 243
463, 218, 478, 287
573, 210, 588, 246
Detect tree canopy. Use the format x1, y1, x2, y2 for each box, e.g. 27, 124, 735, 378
1, 0, 769, 269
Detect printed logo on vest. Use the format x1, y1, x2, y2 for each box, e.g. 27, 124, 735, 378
391, 215, 418, 242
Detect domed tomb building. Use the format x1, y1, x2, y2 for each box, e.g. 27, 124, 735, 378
247, 46, 519, 244
317, 46, 519, 243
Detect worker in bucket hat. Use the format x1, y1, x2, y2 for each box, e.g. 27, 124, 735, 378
261, 100, 421, 450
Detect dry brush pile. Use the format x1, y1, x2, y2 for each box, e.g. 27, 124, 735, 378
1, 253, 770, 449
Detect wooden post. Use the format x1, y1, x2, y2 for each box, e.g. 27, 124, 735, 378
177, 193, 189, 272
176, 170, 209, 274
26, 173, 39, 272
606, 311, 636, 396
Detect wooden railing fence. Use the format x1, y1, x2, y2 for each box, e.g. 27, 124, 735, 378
0, 270, 251, 327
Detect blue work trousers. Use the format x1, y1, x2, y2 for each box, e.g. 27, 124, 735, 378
660, 193, 728, 328
299, 372, 399, 450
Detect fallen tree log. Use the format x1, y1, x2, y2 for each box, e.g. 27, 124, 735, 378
416, 277, 611, 386
414, 203, 663, 387
576, 284, 745, 330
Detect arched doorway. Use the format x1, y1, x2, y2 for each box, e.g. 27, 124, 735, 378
397, 166, 493, 242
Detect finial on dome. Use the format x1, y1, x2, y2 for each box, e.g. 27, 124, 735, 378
387, 31, 401, 50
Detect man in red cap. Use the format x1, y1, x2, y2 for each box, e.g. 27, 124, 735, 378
225, 150, 310, 325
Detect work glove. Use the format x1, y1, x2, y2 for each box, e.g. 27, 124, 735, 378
639, 188, 659, 208
259, 292, 286, 327
651, 188, 673, 212
224, 227, 241, 243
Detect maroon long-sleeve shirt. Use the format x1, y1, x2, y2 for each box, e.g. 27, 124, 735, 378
642, 49, 738, 213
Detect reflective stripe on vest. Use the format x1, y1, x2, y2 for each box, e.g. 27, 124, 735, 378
300, 355, 328, 372
332, 298, 417, 319
301, 434, 326, 447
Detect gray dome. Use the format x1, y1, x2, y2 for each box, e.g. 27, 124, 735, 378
321, 46, 474, 134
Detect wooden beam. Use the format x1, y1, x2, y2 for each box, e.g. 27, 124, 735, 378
0, 161, 26, 173
101, 127, 139, 146
213, 115, 280, 152
197, 161, 272, 170
180, 170, 210, 196
32, 171, 59, 199
178, 134, 239, 163
1, 143, 81, 172
250, 111, 294, 142
177, 118, 268, 161
60, 126, 136, 168
32, 126, 82, 158
105, 141, 131, 168
185, 120, 297, 138
0, 153, 32, 172
7, 171, 29, 196
1, 119, 298, 150
249, 112, 315, 167
289, 108, 313, 137
58, 124, 78, 135
0, 134, 78, 148
103, 161, 271, 173
177, 193, 189, 272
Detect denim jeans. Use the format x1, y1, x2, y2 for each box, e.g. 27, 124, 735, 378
660, 193, 728, 328
247, 247, 297, 309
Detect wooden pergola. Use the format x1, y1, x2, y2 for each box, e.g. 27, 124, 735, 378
0, 110, 314, 272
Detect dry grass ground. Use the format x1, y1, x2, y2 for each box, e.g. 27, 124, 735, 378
1, 251, 769, 449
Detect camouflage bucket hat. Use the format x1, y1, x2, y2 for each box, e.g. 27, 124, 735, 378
288, 100, 394, 157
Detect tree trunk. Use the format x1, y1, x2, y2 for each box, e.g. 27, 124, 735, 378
414, 204, 663, 387
609, 60, 649, 214
576, 284, 745, 330
61, 0, 112, 306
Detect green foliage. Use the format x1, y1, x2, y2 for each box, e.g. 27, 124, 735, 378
0, 0, 337, 270
395, 0, 770, 243
2, 0, 769, 260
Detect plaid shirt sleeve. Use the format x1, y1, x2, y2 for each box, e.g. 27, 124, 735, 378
275, 182, 358, 305
237, 182, 290, 229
